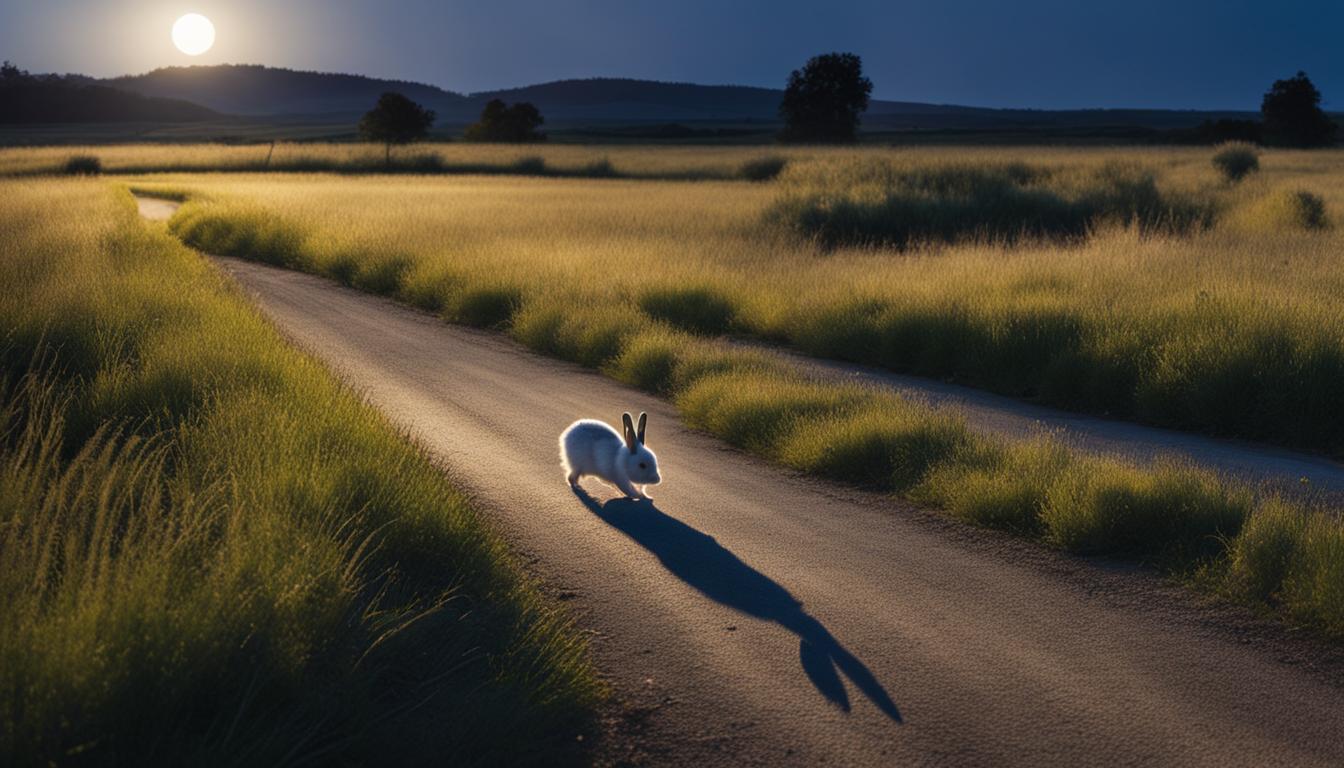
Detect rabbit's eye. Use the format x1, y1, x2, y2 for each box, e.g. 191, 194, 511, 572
639, 462, 647, 469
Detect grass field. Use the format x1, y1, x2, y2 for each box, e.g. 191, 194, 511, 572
0, 179, 600, 765
98, 143, 1344, 639
0, 141, 808, 180
132, 145, 1344, 454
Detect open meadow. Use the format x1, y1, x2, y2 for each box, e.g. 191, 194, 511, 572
95, 143, 1344, 454
4, 141, 1344, 763
37, 141, 1330, 635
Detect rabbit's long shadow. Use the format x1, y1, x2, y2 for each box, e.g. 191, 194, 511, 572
573, 488, 901, 723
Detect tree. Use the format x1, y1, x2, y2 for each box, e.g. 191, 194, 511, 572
1, 61, 31, 83
463, 99, 546, 142
1261, 71, 1337, 148
358, 92, 436, 167
778, 53, 872, 143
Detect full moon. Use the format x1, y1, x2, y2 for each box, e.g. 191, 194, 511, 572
172, 14, 215, 56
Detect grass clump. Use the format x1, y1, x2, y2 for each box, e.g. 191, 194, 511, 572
0, 181, 600, 765
1041, 459, 1251, 562
639, 283, 738, 335
1232, 187, 1330, 231
61, 154, 101, 175
1212, 142, 1260, 182
917, 438, 1069, 533
738, 155, 789, 181
1229, 501, 1344, 635
766, 160, 1212, 249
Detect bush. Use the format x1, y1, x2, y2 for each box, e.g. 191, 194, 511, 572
738, 155, 789, 182
766, 160, 1211, 249
1212, 142, 1260, 182
638, 284, 737, 335
1233, 188, 1330, 231
62, 154, 101, 175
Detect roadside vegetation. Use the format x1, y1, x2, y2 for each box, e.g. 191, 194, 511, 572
145, 150, 1344, 638
0, 179, 600, 765
147, 146, 1344, 455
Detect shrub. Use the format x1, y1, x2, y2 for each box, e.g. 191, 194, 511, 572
1233, 188, 1330, 231
638, 284, 737, 335
766, 160, 1210, 249
62, 154, 101, 175
738, 155, 789, 182
579, 157, 616, 178
445, 283, 522, 328
512, 155, 547, 175
1212, 142, 1260, 182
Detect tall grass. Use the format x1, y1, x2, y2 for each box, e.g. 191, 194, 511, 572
0, 180, 600, 765
153, 149, 1344, 455
2, 142, 820, 181
161, 176, 1344, 639
765, 159, 1215, 248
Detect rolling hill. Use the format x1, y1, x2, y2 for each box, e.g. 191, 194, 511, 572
0, 62, 1279, 141
102, 65, 1261, 132
0, 73, 219, 123
106, 64, 472, 118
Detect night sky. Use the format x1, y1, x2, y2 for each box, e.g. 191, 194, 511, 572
2, 0, 1338, 110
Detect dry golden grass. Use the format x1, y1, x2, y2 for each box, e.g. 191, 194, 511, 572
111, 144, 1344, 637
136, 145, 1344, 450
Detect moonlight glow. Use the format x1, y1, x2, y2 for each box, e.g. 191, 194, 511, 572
172, 14, 215, 56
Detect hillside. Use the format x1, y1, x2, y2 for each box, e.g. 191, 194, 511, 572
107, 64, 471, 117
0, 69, 218, 123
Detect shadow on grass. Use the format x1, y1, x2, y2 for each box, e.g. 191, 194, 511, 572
571, 487, 901, 723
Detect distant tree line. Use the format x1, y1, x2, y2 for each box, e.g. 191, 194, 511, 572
353, 61, 1336, 150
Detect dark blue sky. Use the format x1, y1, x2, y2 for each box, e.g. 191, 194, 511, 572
2, 0, 1338, 109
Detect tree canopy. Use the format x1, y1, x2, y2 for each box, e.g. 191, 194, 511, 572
463, 99, 546, 142
358, 91, 436, 146
778, 52, 872, 143
1261, 72, 1337, 148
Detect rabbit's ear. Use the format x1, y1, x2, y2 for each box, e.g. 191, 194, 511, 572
636, 412, 647, 444
622, 413, 637, 453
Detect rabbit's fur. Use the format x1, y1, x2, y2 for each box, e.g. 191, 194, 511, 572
560, 412, 661, 499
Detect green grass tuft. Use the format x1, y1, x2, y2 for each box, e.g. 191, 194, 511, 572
639, 283, 738, 335
1212, 142, 1260, 183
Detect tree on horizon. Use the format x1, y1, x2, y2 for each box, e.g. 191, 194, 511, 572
778, 53, 872, 143
1261, 72, 1337, 148
358, 92, 436, 167
463, 99, 546, 143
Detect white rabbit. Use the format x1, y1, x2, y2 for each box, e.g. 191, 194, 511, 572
560, 411, 662, 499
